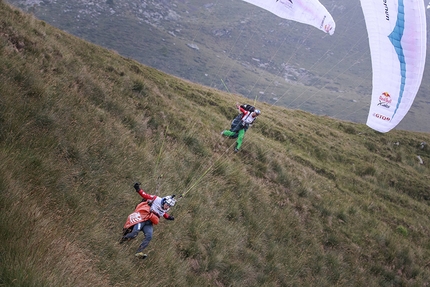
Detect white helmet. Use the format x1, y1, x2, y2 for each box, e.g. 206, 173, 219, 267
162, 195, 176, 207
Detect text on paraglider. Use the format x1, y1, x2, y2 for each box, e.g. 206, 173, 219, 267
373, 113, 391, 121
383, 0, 390, 20
320, 15, 326, 29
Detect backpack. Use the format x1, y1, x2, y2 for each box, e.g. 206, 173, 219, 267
124, 201, 159, 229
240, 104, 255, 112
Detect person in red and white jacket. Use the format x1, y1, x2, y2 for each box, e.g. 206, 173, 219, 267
120, 183, 175, 259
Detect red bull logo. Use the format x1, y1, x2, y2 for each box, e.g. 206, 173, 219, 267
319, 16, 334, 34
377, 91, 392, 108
324, 24, 333, 33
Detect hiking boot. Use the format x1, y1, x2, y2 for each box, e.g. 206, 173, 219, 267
221, 131, 225, 136
234, 147, 239, 153
135, 252, 147, 259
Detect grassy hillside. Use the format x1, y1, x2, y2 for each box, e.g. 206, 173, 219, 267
1, 2, 430, 286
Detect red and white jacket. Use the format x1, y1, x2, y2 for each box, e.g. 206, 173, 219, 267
136, 188, 172, 219
238, 106, 257, 126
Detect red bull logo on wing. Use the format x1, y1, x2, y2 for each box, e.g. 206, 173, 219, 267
320, 16, 330, 33
324, 24, 333, 33
377, 91, 392, 108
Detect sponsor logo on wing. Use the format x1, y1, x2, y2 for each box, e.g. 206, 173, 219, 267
373, 113, 391, 121
320, 15, 327, 29
383, 0, 390, 20
277, 0, 293, 7
324, 24, 333, 33
377, 91, 392, 108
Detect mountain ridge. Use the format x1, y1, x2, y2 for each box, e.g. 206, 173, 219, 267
6, 0, 430, 133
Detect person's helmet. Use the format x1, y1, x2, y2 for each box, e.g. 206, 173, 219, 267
254, 109, 261, 115
162, 195, 176, 207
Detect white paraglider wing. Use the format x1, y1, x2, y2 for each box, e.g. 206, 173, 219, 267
361, 0, 427, 133
242, 0, 335, 35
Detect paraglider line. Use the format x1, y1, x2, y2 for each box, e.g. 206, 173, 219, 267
182, 141, 236, 197
153, 125, 169, 193
221, 78, 230, 93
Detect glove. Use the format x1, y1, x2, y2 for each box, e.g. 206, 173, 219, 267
167, 215, 175, 221
133, 182, 140, 192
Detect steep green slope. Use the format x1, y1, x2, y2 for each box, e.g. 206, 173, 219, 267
1, 2, 430, 286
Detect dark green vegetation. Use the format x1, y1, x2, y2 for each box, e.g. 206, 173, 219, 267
1, 2, 430, 286
6, 0, 430, 133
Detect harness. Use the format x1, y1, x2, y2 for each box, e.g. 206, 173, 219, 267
241, 111, 256, 126
230, 111, 255, 133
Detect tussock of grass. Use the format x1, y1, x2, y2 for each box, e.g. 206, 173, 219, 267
1, 2, 430, 286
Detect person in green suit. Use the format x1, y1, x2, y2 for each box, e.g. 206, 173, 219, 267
221, 103, 261, 152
